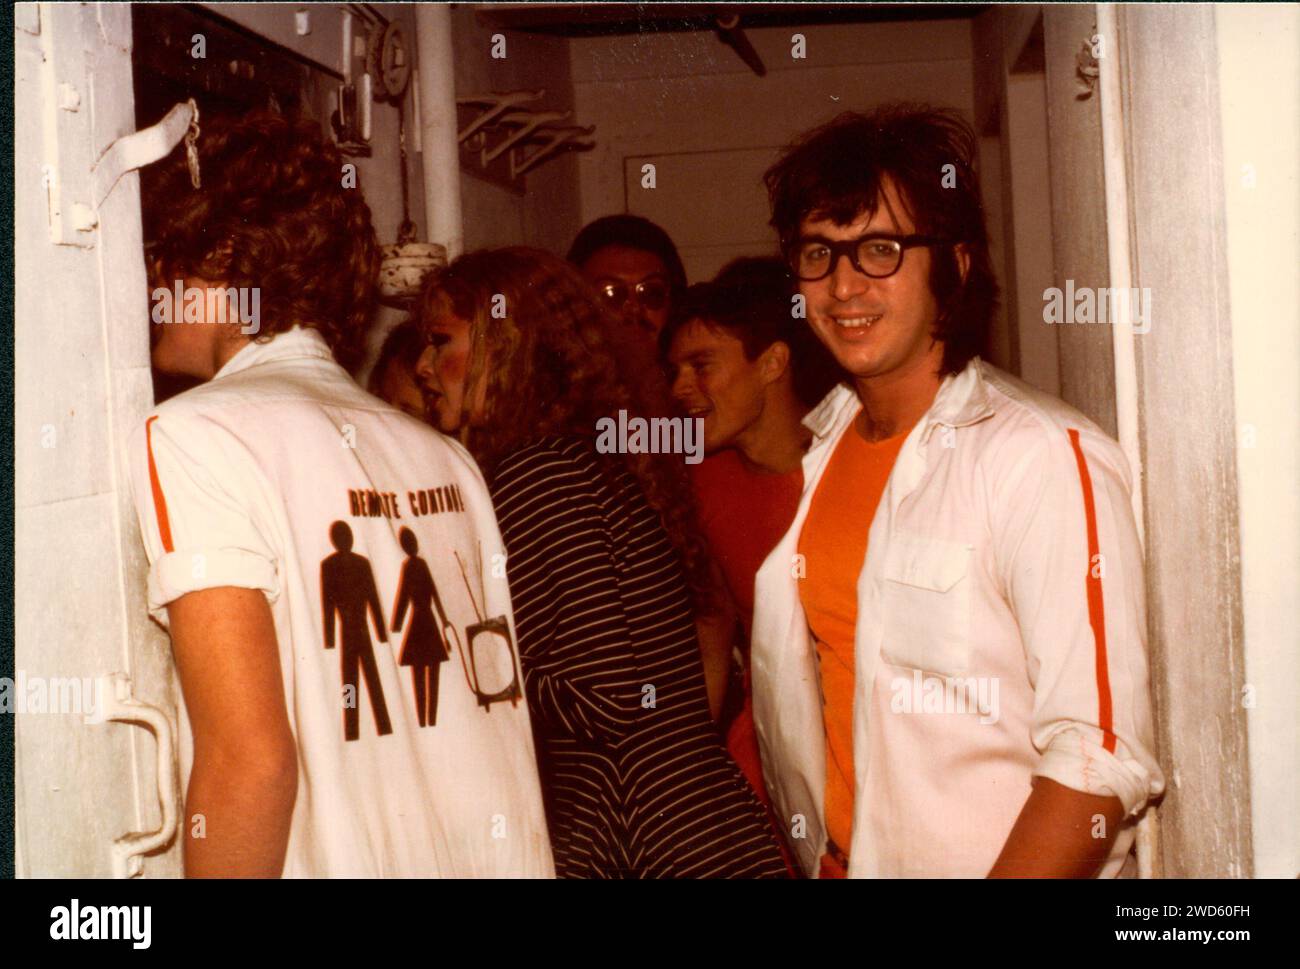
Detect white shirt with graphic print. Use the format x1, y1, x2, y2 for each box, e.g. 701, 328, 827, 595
128, 326, 554, 877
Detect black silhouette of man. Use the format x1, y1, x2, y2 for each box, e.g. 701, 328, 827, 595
321, 520, 393, 741
391, 528, 452, 727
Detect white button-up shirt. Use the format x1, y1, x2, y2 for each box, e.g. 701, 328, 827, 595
128, 327, 554, 877
751, 358, 1164, 878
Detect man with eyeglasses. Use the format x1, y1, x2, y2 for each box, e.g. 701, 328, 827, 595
750, 105, 1163, 879
567, 214, 688, 338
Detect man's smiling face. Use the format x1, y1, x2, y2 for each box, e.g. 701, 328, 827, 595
667, 319, 769, 454
796, 177, 945, 390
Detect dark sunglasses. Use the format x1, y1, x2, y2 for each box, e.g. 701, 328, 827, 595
596, 278, 670, 313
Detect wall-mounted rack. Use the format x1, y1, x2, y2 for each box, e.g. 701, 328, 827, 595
456, 90, 596, 190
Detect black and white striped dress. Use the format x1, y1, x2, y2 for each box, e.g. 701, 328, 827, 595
488, 435, 788, 878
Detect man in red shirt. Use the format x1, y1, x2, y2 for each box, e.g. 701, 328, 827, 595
661, 259, 837, 835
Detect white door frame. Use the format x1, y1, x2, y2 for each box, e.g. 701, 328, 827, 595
14, 1, 182, 878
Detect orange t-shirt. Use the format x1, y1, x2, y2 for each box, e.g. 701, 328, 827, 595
797, 422, 907, 873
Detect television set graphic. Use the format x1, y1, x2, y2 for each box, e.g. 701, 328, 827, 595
451, 548, 522, 710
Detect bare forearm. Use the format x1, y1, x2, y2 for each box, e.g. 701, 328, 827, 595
184, 750, 297, 877
988, 777, 1125, 878
166, 587, 297, 877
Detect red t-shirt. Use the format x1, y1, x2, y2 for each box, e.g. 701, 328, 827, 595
690, 448, 803, 852
691, 448, 803, 639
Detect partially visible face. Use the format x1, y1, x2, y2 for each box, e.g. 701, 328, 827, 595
796, 178, 944, 388
667, 319, 769, 454
414, 298, 476, 434
376, 358, 428, 420
579, 244, 672, 337
149, 273, 246, 379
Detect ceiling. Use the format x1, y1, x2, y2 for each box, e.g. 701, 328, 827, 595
474, 3, 991, 37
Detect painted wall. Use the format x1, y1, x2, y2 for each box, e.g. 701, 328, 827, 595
1003, 71, 1058, 396
1042, 5, 1117, 438
1216, 2, 1300, 880
971, 5, 1059, 395
571, 19, 977, 284
1123, 3, 1254, 877
449, 6, 581, 257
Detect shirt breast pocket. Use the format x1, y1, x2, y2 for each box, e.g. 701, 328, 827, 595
879, 535, 974, 678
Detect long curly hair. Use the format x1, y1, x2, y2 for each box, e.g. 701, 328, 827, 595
416, 246, 715, 612
141, 110, 380, 372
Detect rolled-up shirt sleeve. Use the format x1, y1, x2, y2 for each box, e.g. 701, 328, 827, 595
127, 413, 279, 628
992, 425, 1165, 817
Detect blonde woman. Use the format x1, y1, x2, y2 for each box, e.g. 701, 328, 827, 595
415, 247, 788, 878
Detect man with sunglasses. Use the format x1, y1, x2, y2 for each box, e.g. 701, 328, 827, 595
568, 214, 687, 338
750, 105, 1163, 878
566, 214, 754, 728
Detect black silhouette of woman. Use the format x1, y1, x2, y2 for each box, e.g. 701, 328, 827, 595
391, 527, 452, 727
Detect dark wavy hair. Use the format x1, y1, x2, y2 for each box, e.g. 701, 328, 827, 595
141, 110, 380, 372
764, 103, 999, 376
415, 246, 714, 612
566, 214, 689, 301
367, 319, 425, 394
660, 257, 842, 409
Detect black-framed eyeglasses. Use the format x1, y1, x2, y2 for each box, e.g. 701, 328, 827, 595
596, 278, 670, 313
783, 233, 951, 282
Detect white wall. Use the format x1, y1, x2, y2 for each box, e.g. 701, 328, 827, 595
450, 6, 582, 258
1040, 5, 1117, 438
1216, 3, 1300, 880
571, 19, 976, 283
1004, 71, 1058, 396
970, 5, 1059, 395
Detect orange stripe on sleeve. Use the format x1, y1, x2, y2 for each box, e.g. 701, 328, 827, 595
145, 416, 175, 554
1067, 428, 1117, 753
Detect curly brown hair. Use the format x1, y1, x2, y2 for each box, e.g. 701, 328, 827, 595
416, 246, 716, 613
141, 110, 380, 372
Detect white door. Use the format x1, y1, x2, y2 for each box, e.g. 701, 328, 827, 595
13, 1, 181, 878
